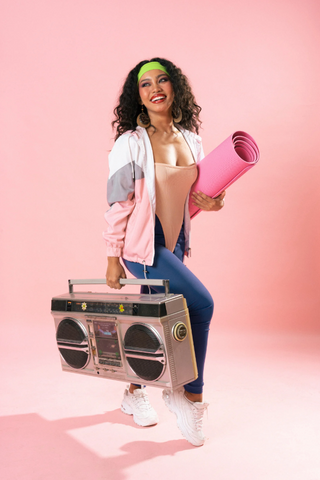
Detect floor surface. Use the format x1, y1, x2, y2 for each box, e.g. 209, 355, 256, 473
1, 317, 319, 480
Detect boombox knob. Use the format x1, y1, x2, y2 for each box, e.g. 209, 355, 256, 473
172, 322, 188, 342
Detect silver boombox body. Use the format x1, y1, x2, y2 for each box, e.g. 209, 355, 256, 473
51, 279, 198, 389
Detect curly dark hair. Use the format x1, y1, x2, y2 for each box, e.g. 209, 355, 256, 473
112, 57, 202, 140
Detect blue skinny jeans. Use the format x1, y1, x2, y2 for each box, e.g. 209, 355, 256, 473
122, 216, 214, 394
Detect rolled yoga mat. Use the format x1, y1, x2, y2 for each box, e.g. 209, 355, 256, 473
189, 131, 260, 219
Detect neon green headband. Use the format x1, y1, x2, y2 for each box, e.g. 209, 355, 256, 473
137, 62, 169, 84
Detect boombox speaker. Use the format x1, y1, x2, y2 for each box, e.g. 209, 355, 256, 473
51, 279, 198, 389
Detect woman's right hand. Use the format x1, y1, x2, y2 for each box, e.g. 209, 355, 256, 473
106, 257, 127, 289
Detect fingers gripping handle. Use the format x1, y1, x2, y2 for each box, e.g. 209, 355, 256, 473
68, 278, 170, 296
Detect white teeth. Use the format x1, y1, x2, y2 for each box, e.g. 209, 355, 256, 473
151, 96, 165, 102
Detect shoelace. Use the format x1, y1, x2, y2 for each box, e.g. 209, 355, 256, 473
191, 403, 208, 431
131, 392, 153, 411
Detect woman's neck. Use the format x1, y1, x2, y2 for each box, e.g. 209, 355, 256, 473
147, 111, 176, 135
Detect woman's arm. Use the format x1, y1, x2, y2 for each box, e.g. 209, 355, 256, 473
106, 256, 127, 289
103, 133, 137, 288
103, 195, 135, 257
193, 136, 226, 212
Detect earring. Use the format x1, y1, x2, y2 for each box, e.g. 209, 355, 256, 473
137, 105, 150, 128
173, 107, 182, 123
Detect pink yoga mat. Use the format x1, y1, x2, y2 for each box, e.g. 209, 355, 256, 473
189, 131, 260, 219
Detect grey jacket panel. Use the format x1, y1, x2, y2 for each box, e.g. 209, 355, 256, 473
107, 162, 144, 205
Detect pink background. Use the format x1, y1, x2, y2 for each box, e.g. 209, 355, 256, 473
1, 1, 320, 479
1, 0, 319, 334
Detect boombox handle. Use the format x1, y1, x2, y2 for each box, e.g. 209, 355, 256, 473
68, 278, 170, 297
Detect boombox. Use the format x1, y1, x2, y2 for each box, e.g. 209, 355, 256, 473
51, 279, 198, 389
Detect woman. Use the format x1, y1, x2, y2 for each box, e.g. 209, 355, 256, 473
103, 58, 225, 446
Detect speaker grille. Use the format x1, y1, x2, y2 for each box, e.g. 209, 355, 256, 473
124, 324, 160, 352
124, 324, 165, 381
126, 357, 164, 381
58, 348, 88, 369
56, 318, 90, 370
57, 318, 86, 342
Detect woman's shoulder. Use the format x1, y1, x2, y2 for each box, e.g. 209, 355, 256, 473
111, 129, 141, 149
177, 126, 204, 161
109, 129, 144, 171
178, 126, 202, 144
111, 128, 145, 152
112, 129, 140, 144
118, 127, 147, 141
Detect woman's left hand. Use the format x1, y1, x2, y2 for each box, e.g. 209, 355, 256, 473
191, 190, 226, 212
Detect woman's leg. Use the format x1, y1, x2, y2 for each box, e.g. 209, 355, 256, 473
123, 245, 214, 396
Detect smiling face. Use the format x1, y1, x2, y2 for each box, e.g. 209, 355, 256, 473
138, 69, 174, 117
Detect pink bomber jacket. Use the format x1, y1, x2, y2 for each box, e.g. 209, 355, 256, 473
103, 125, 204, 266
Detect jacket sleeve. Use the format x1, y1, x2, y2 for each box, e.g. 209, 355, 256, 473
103, 133, 138, 257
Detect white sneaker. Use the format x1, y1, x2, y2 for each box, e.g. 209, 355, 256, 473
121, 386, 159, 427
162, 388, 208, 446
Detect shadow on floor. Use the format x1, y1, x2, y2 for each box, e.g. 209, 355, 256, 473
0, 411, 194, 480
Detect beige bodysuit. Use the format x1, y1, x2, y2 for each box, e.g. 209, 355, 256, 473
155, 163, 198, 252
